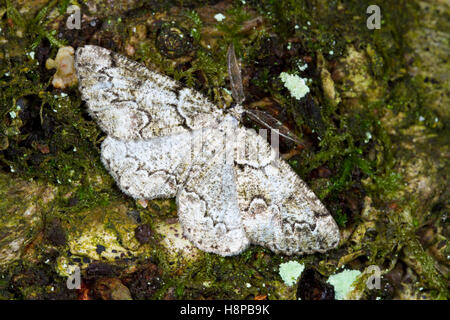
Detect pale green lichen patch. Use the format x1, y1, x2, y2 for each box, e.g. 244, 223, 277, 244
279, 72, 310, 100
327, 269, 362, 300
278, 261, 305, 286
214, 13, 226, 22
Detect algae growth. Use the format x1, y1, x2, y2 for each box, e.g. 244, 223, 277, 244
0, 0, 448, 300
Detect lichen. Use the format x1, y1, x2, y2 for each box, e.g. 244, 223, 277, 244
279, 261, 305, 286
214, 13, 226, 22
326, 269, 362, 300
279, 72, 310, 101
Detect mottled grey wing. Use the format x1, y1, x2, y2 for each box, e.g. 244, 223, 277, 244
101, 116, 250, 255
100, 132, 196, 200
233, 126, 340, 255
177, 118, 250, 256
75, 45, 224, 140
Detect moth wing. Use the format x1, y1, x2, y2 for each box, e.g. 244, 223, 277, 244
176, 126, 250, 256
234, 127, 340, 255
75, 45, 223, 140
100, 132, 195, 200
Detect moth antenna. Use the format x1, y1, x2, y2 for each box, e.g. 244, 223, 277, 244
244, 109, 304, 146
227, 43, 245, 105
227, 45, 302, 146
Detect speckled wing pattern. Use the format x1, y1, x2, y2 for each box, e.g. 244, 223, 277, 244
75, 45, 340, 256
75, 45, 223, 140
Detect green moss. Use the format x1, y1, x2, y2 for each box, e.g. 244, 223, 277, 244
334, 209, 348, 228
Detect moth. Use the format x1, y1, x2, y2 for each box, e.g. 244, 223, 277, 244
74, 45, 340, 256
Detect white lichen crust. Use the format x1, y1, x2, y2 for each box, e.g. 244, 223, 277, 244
75, 45, 340, 256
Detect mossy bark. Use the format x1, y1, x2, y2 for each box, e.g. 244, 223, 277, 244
0, 0, 448, 299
